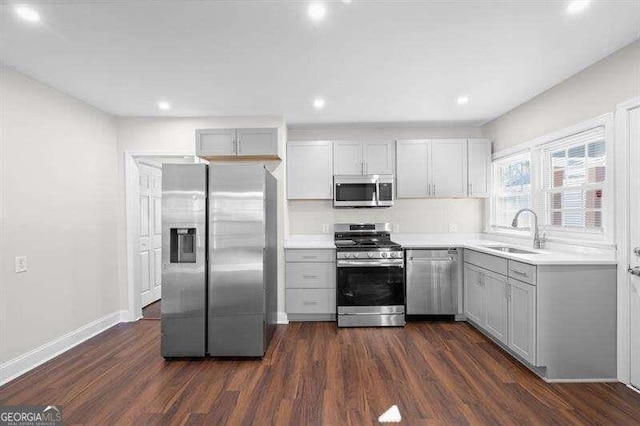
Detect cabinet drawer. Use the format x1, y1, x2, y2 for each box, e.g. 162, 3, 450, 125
286, 263, 335, 289
285, 249, 335, 263
465, 250, 508, 276
508, 260, 536, 285
286, 289, 336, 314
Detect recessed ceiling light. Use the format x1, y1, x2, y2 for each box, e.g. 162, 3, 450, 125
158, 101, 171, 111
308, 3, 326, 22
14, 5, 41, 22
313, 98, 326, 110
456, 96, 470, 105
341, 0, 352, 4
566, 0, 591, 15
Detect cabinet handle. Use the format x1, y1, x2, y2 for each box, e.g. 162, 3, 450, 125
237, 138, 241, 155
433, 183, 436, 197
469, 182, 473, 196
232, 139, 236, 154
303, 300, 319, 306
511, 269, 527, 277
302, 255, 318, 259
302, 275, 318, 279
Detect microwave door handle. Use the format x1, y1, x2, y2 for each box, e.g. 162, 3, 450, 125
375, 181, 380, 205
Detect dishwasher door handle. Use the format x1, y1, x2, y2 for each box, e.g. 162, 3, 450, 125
410, 257, 454, 262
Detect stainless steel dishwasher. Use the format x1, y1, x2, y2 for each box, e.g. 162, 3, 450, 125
406, 249, 460, 318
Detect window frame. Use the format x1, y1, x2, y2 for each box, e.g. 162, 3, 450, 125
488, 113, 615, 247
488, 151, 532, 236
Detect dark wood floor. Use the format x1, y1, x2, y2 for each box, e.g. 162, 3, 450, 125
1, 321, 639, 425
142, 300, 161, 320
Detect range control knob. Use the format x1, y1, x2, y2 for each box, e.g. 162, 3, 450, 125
354, 253, 360, 258
381, 252, 388, 258
390, 252, 397, 258
367, 252, 374, 258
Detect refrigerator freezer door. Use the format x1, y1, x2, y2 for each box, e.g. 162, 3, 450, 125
161, 164, 207, 357
208, 164, 266, 356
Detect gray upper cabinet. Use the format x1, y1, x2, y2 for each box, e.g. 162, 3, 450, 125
431, 139, 468, 197
196, 127, 280, 160
236, 128, 278, 156
396, 138, 491, 199
333, 141, 363, 175
287, 141, 333, 199
396, 140, 430, 198
467, 138, 491, 197
196, 129, 236, 157
333, 140, 394, 175
363, 141, 395, 175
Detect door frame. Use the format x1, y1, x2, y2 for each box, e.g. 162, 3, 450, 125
124, 150, 196, 321
614, 97, 640, 387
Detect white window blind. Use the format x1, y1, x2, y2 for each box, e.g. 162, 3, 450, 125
492, 153, 531, 230
538, 126, 606, 234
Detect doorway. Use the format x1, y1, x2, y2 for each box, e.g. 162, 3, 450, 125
616, 97, 640, 391
125, 153, 201, 321
627, 104, 640, 390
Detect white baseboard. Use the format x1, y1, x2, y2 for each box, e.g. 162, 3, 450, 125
627, 384, 640, 395
0, 310, 127, 386
543, 378, 619, 383
276, 312, 289, 324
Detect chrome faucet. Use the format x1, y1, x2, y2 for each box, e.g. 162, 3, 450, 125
511, 208, 544, 249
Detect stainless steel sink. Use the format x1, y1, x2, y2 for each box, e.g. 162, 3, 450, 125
483, 246, 539, 255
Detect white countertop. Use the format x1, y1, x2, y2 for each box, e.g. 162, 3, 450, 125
285, 233, 617, 265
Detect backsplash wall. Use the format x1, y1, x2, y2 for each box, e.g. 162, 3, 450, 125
288, 198, 485, 234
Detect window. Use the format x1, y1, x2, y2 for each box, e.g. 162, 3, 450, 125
491, 153, 532, 231
538, 127, 607, 235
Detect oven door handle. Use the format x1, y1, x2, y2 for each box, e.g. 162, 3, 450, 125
337, 260, 404, 268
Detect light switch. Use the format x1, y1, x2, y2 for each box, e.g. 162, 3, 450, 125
15, 256, 27, 273
448, 224, 458, 233
322, 224, 330, 234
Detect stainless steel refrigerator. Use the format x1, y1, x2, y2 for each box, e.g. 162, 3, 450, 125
161, 163, 278, 358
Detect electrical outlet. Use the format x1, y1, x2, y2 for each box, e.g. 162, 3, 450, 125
392, 224, 400, 233
448, 224, 458, 233
15, 256, 27, 273
322, 224, 330, 234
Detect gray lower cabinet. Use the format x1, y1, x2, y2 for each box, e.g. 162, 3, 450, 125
464, 249, 616, 381
508, 277, 536, 364
463, 263, 485, 326
285, 248, 336, 321
483, 269, 508, 346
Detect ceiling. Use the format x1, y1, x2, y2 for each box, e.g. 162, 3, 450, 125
1, 0, 639, 125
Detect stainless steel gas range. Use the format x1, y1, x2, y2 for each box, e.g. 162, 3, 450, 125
334, 223, 405, 327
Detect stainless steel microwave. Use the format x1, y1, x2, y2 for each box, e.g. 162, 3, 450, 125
333, 175, 394, 208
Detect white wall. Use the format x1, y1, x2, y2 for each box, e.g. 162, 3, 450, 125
0, 67, 120, 365
287, 125, 485, 234
483, 40, 640, 151
289, 199, 484, 234
116, 116, 288, 318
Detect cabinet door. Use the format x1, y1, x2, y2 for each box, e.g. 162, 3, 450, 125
333, 141, 363, 175
287, 141, 333, 199
467, 139, 491, 197
396, 140, 430, 198
484, 270, 508, 345
363, 140, 394, 175
464, 263, 485, 326
431, 139, 468, 197
236, 128, 278, 156
508, 278, 537, 364
196, 129, 236, 157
